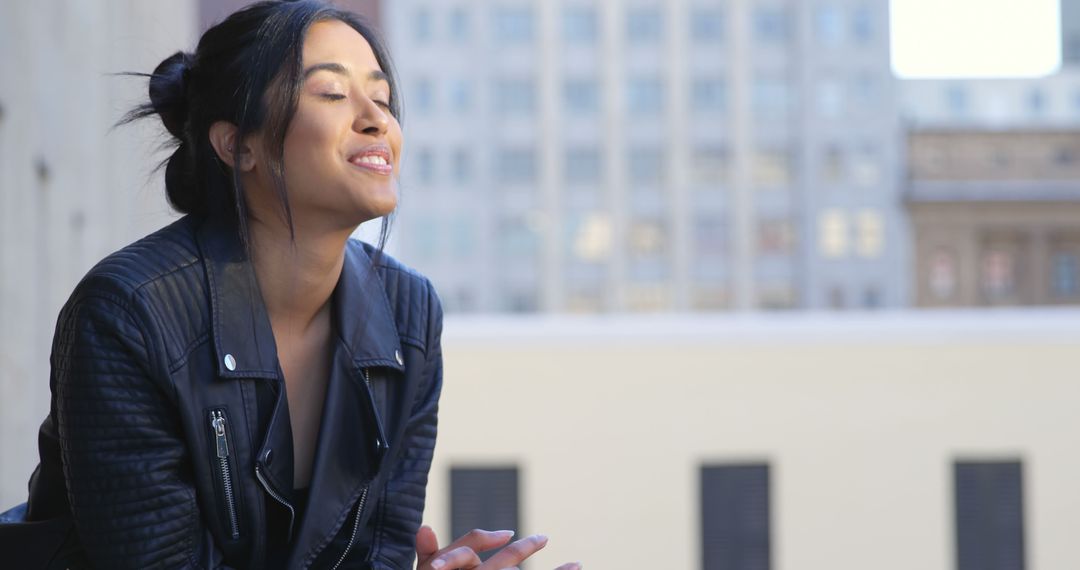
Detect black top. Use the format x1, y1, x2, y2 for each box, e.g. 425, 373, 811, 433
266, 486, 311, 566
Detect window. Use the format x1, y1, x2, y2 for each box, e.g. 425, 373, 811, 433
565, 147, 602, 185
629, 217, 668, 257
691, 6, 724, 43
627, 77, 664, 115
451, 467, 520, 561
415, 148, 435, 185
414, 7, 433, 43
954, 461, 1025, 570
819, 209, 848, 258
563, 5, 598, 44
493, 6, 534, 44
758, 219, 794, 255
496, 147, 536, 184
449, 7, 470, 42
982, 249, 1016, 300
692, 147, 730, 186
1053, 252, 1079, 297
752, 77, 791, 118
850, 145, 881, 187
566, 211, 613, 262
692, 78, 726, 113
452, 148, 472, 185
564, 78, 600, 114
495, 78, 536, 116
450, 215, 475, 259
851, 72, 878, 109
701, 464, 771, 570
448, 78, 472, 112
816, 79, 845, 118
815, 5, 844, 46
627, 6, 663, 44
496, 213, 540, 258
413, 78, 435, 114
929, 248, 958, 300
852, 5, 873, 43
855, 209, 884, 258
1027, 89, 1046, 116
752, 149, 791, 187
946, 85, 969, 116
822, 146, 845, 184
753, 5, 789, 45
694, 216, 727, 256
628, 146, 666, 187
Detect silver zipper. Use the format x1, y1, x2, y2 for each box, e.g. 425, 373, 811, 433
322, 368, 378, 569
255, 463, 295, 542
210, 410, 240, 539
329, 485, 369, 570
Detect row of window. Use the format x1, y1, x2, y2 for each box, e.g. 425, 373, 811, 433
405, 146, 881, 189
928, 247, 1080, 302
408, 211, 873, 265
408, 75, 881, 119
409, 76, 725, 117
818, 209, 885, 259
410, 4, 876, 48
412, 4, 725, 47
450, 460, 1024, 570
942, 84, 1080, 119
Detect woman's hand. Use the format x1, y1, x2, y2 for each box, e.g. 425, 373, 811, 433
415, 525, 581, 570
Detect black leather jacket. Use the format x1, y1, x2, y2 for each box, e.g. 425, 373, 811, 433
21, 213, 443, 569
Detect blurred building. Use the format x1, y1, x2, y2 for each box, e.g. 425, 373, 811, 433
1063, 0, 1080, 66
901, 73, 1080, 128
427, 311, 1080, 569
199, 0, 382, 32
0, 1, 194, 508
906, 129, 1080, 308
384, 0, 905, 314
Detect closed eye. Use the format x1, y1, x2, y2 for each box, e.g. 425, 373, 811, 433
320, 93, 347, 101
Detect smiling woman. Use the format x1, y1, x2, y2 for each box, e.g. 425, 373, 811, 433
0, 1, 576, 569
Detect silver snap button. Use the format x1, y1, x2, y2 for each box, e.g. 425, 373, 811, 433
394, 349, 403, 366
224, 354, 236, 371
262, 448, 273, 465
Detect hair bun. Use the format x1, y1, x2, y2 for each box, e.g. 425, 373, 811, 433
149, 51, 194, 138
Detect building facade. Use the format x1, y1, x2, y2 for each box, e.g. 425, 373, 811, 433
383, 0, 904, 313
907, 129, 1080, 307
425, 312, 1080, 569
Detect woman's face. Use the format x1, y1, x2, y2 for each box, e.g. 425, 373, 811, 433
257, 19, 402, 231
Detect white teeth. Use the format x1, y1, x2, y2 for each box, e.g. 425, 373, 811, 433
356, 155, 388, 166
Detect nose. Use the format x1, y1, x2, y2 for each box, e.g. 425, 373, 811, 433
353, 95, 390, 136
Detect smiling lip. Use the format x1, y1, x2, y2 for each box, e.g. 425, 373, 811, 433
347, 145, 393, 176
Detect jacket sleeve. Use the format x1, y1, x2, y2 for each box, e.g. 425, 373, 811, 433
53, 290, 235, 569
371, 279, 444, 569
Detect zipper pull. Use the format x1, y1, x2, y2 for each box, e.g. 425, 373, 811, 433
212, 411, 229, 458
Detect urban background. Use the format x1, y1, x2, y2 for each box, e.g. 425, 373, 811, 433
1, 0, 1078, 569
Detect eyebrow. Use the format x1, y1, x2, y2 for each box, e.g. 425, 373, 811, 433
302, 62, 389, 84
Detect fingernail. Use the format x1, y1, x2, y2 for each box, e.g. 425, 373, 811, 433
431, 559, 445, 570
535, 534, 549, 544
495, 529, 515, 537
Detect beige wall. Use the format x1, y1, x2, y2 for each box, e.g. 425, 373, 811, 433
426, 313, 1080, 570
0, 1, 192, 507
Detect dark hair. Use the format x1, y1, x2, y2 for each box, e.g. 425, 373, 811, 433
122, 0, 401, 259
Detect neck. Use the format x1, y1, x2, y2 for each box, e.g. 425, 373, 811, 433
248, 215, 355, 337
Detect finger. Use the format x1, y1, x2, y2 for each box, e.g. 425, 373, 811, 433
478, 534, 549, 569
444, 528, 516, 554
416, 525, 440, 562
429, 546, 482, 570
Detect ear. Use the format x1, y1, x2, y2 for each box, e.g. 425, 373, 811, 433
208, 120, 256, 172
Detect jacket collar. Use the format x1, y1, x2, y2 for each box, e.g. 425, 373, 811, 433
194, 213, 404, 379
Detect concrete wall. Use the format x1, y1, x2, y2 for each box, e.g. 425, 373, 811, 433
0, 1, 193, 507
426, 311, 1080, 569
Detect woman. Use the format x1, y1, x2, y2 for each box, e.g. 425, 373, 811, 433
7, 2, 579, 569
